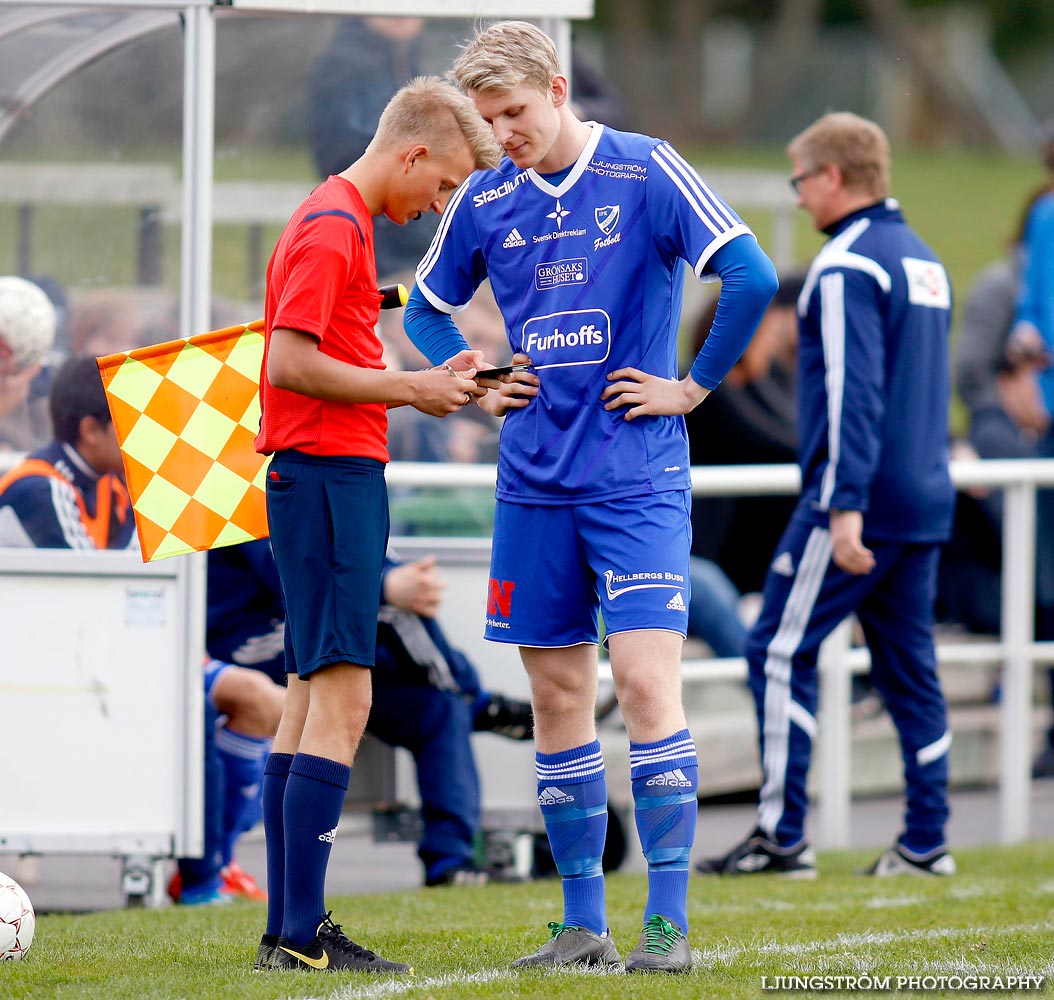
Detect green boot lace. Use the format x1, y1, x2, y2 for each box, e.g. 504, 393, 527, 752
639, 914, 681, 954
547, 920, 582, 939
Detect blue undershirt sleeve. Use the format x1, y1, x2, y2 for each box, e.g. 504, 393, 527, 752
403, 284, 471, 366
688, 235, 779, 389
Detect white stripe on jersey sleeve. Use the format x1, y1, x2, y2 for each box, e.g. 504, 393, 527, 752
651, 143, 736, 235
651, 145, 752, 276
650, 148, 722, 238
413, 278, 462, 316
415, 177, 473, 286
689, 229, 754, 281
818, 271, 847, 512
50, 476, 96, 549
655, 143, 739, 230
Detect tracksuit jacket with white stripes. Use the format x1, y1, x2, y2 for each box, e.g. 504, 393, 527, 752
746, 199, 955, 854
795, 199, 955, 541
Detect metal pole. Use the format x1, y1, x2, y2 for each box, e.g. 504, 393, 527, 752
174, 0, 214, 857
137, 206, 164, 285
180, 2, 213, 340
998, 480, 1036, 842
16, 204, 32, 274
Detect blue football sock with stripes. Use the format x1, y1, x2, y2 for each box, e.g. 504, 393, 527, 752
536, 740, 608, 936
261, 751, 292, 938
281, 753, 351, 946
216, 726, 271, 867
630, 729, 698, 933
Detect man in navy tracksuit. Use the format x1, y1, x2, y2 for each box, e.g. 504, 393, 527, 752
697, 112, 957, 878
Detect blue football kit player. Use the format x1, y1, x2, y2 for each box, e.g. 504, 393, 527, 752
697, 112, 957, 880
404, 21, 777, 973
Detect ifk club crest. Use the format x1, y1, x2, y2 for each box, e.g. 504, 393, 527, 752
595, 204, 620, 235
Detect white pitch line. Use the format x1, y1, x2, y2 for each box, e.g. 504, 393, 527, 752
283, 921, 1054, 1000
699, 920, 1054, 966
287, 962, 626, 1000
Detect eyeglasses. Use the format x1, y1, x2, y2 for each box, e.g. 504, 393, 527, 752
789, 166, 823, 193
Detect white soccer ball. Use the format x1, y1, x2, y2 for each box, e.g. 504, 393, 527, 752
0, 276, 57, 372
0, 871, 35, 961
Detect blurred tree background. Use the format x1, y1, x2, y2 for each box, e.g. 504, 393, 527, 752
584, 0, 1053, 149
1, 1, 1051, 340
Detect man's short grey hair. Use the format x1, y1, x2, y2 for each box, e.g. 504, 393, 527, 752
0, 276, 56, 370
374, 76, 501, 170
451, 20, 561, 96
787, 112, 891, 200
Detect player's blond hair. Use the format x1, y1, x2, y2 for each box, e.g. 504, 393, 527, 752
451, 21, 561, 96
787, 112, 891, 199
375, 76, 501, 170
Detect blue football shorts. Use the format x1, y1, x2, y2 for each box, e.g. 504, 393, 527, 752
265, 451, 388, 679
485, 490, 691, 647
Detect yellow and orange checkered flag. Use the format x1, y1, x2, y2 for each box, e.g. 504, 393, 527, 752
97, 320, 269, 561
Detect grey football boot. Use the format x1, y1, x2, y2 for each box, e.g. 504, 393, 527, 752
625, 914, 693, 973
511, 921, 621, 969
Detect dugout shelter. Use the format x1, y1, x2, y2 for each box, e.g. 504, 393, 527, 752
0, 0, 593, 907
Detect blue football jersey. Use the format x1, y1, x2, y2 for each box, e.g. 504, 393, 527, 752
416, 124, 754, 505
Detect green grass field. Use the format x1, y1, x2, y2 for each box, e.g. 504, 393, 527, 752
6, 843, 1053, 1000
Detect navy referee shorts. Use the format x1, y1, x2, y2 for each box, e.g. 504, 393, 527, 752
265, 450, 388, 679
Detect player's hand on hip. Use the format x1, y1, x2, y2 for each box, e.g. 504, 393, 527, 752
829, 509, 875, 576
411, 366, 486, 416
601, 369, 710, 420
383, 555, 446, 617
476, 352, 539, 416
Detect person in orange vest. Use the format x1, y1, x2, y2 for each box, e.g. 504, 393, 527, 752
0, 352, 282, 906
0, 354, 133, 549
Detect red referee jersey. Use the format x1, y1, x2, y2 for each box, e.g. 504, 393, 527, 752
256, 176, 388, 461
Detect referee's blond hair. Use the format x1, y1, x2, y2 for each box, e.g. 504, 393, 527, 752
374, 76, 501, 170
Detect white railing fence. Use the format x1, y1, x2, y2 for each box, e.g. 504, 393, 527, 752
387, 458, 1054, 847
3, 451, 1053, 845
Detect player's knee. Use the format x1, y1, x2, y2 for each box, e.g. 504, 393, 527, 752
612, 670, 679, 721
529, 678, 580, 721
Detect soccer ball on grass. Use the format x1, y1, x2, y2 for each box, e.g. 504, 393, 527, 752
0, 871, 35, 960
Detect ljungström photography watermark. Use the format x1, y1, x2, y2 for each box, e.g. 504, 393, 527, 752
760, 974, 1046, 992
